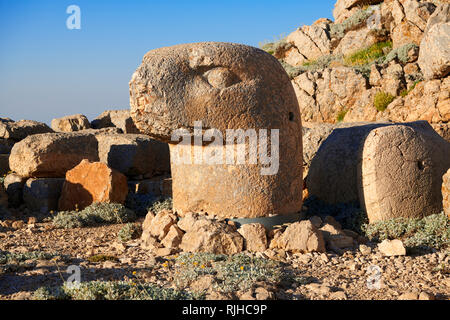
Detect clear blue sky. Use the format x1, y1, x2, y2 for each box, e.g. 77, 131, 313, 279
0, 0, 335, 124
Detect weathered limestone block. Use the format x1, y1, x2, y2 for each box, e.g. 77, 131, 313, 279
270, 220, 325, 253
129, 42, 303, 218
9, 132, 99, 178
58, 160, 128, 211
360, 123, 450, 222
91, 109, 140, 134
0, 120, 53, 141
96, 134, 170, 177
51, 114, 91, 132
23, 178, 65, 213
443, 169, 450, 218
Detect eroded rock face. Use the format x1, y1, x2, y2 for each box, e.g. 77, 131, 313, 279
360, 123, 450, 222
418, 22, 450, 80
51, 114, 91, 132
130, 42, 303, 218
58, 160, 128, 211
443, 169, 450, 218
333, 0, 382, 24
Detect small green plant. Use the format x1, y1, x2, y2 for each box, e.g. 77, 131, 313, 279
118, 223, 140, 242
344, 41, 392, 66
0, 250, 58, 274
336, 108, 348, 122
259, 34, 289, 56
174, 253, 288, 293
33, 280, 199, 300
363, 212, 449, 250
53, 202, 136, 229
373, 91, 395, 112
383, 43, 419, 64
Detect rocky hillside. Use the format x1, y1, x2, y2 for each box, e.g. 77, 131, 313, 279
261, 0, 449, 134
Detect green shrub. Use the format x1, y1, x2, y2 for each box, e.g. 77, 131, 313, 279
373, 91, 395, 112
174, 253, 288, 293
259, 34, 289, 55
148, 197, 173, 213
383, 43, 419, 64
53, 202, 136, 229
363, 212, 449, 250
344, 41, 392, 66
33, 280, 199, 300
118, 223, 140, 242
330, 8, 374, 39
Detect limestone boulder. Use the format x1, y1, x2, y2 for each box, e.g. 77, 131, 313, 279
333, 27, 386, 56
443, 169, 450, 218
58, 160, 128, 211
161, 225, 184, 249
91, 109, 140, 134
23, 178, 65, 213
9, 132, 99, 178
286, 25, 331, 61
96, 134, 170, 177
424, 3, 450, 34
378, 239, 406, 256
391, 20, 423, 48
179, 224, 244, 255
237, 223, 268, 252
0, 120, 53, 142
130, 42, 303, 219
51, 114, 91, 132
418, 22, 450, 80
270, 220, 326, 253
360, 123, 450, 222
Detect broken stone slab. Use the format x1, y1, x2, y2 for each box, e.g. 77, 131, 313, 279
3, 173, 26, 208
91, 109, 140, 134
179, 223, 244, 255
51, 114, 91, 132
0, 154, 9, 175
23, 178, 65, 213
0, 120, 53, 141
96, 133, 170, 177
58, 160, 128, 211
130, 42, 303, 219
443, 169, 450, 218
360, 123, 450, 222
